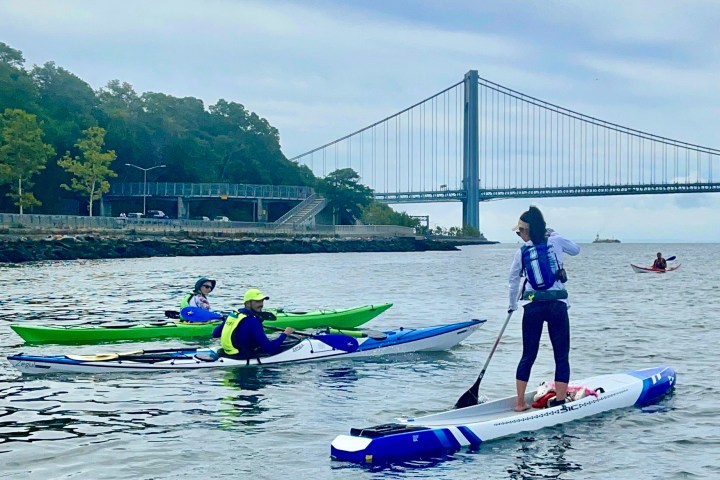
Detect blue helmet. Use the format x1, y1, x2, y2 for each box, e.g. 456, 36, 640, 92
194, 277, 216, 293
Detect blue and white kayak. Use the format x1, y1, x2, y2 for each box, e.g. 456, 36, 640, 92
331, 366, 676, 464
8, 319, 484, 374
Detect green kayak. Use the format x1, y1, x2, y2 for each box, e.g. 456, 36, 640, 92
10, 303, 393, 345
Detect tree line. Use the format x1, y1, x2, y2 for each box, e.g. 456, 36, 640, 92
0, 41, 428, 228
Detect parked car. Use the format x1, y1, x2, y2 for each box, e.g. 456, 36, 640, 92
147, 210, 170, 219
193, 216, 211, 221
213, 216, 230, 222
126, 212, 144, 219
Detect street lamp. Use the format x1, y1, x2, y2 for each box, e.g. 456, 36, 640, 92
125, 163, 166, 216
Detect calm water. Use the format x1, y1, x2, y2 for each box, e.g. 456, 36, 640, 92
1, 244, 718, 479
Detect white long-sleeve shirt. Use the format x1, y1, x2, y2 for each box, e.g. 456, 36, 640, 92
508, 232, 580, 311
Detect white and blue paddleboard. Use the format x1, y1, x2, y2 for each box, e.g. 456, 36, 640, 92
331, 366, 676, 464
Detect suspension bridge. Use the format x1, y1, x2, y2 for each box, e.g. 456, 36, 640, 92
289, 70, 720, 231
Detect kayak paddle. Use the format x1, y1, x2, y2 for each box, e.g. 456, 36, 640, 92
68, 347, 201, 362
328, 327, 388, 340
265, 326, 359, 352
454, 310, 515, 409
666, 256, 676, 262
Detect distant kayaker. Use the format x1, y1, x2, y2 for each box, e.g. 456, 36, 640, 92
509, 206, 580, 411
652, 252, 667, 270
180, 277, 216, 313
219, 288, 295, 360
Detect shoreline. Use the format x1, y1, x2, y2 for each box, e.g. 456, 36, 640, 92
0, 230, 497, 263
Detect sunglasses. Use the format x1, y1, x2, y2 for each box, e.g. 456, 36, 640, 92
201, 284, 213, 289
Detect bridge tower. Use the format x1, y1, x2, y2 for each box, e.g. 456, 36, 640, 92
462, 70, 480, 231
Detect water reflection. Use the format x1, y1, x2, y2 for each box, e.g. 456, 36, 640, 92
506, 432, 583, 479
316, 364, 360, 391
222, 366, 282, 392
0, 383, 161, 445
217, 367, 282, 430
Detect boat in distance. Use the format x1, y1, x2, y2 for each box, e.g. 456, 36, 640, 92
593, 234, 621, 243
630, 264, 681, 273
8, 319, 484, 374
330, 365, 676, 464
10, 303, 393, 344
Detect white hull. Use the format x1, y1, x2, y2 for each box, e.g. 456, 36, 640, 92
631, 263, 681, 273
9, 320, 483, 374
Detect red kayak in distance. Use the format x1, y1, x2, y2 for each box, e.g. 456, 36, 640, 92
630, 263, 681, 273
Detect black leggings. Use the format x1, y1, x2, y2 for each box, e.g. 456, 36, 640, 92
515, 300, 570, 383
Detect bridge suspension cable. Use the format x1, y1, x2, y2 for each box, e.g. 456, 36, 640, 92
288, 70, 720, 224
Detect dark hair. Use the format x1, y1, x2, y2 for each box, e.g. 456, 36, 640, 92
519, 206, 546, 245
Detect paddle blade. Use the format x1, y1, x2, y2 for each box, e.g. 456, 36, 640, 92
314, 334, 359, 352
666, 256, 676, 262
328, 327, 388, 340
67, 350, 143, 362
454, 378, 481, 409
180, 307, 224, 322
165, 310, 181, 319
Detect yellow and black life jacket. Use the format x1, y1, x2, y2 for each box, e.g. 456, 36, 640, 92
220, 310, 248, 356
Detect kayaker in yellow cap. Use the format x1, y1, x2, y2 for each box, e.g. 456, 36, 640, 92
219, 288, 295, 360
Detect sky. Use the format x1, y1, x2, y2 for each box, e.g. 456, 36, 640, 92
1, 0, 719, 242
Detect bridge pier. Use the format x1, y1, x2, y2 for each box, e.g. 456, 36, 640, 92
177, 197, 188, 219
462, 69, 480, 233
256, 198, 267, 222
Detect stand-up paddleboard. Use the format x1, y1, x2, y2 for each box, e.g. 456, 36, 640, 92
331, 366, 676, 464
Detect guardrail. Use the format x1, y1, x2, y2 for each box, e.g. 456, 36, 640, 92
0, 214, 416, 238
107, 182, 314, 200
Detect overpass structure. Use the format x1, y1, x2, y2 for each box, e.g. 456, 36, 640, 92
103, 182, 314, 221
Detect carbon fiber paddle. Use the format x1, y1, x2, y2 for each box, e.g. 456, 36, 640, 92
454, 310, 515, 409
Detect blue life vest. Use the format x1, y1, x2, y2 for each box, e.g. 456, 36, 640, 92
521, 243, 559, 291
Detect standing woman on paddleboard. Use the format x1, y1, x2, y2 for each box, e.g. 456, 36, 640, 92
509, 206, 580, 411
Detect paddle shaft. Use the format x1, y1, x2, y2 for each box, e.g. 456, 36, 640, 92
265, 326, 358, 352
474, 310, 514, 388
68, 347, 202, 362
455, 310, 514, 408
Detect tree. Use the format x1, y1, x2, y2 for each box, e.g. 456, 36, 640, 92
317, 168, 374, 225
361, 202, 421, 228
0, 109, 55, 213
31, 62, 98, 211
0, 42, 24, 68
96, 80, 147, 174
58, 127, 117, 216
0, 43, 38, 116
461, 225, 482, 237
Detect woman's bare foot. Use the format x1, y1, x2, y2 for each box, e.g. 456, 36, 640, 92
514, 403, 531, 412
